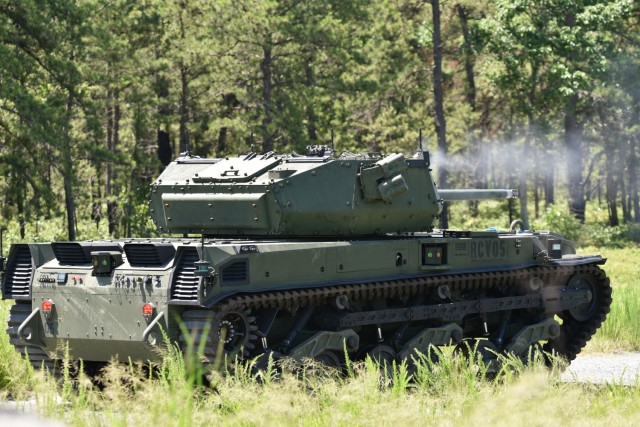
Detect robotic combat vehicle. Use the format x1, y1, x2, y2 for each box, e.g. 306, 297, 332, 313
1, 148, 611, 371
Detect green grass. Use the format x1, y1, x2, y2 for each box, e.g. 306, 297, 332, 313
0, 301, 35, 399
1, 342, 640, 427
1, 244, 639, 425
580, 246, 640, 352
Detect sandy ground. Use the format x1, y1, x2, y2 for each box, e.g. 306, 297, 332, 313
0, 402, 63, 427
561, 351, 640, 386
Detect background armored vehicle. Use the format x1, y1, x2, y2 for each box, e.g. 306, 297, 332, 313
1, 149, 611, 372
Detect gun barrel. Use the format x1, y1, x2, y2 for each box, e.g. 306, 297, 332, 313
438, 189, 518, 201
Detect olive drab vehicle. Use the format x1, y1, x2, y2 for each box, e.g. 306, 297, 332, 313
1, 148, 611, 373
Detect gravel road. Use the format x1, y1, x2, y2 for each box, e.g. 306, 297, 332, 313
561, 352, 640, 386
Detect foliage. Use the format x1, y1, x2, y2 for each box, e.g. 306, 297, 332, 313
1, 244, 639, 423
583, 246, 640, 351
1, 315, 640, 425
0, 1, 638, 241
532, 206, 584, 241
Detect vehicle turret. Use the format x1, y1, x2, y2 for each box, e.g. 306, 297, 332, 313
148, 150, 516, 237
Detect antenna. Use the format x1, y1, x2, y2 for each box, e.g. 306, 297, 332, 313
250, 132, 255, 153
185, 130, 191, 155
194, 233, 212, 277
418, 129, 430, 166
331, 128, 335, 152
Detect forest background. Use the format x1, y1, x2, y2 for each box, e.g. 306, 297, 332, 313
1, 0, 639, 246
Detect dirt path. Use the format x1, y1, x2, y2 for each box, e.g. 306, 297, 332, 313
561, 352, 640, 386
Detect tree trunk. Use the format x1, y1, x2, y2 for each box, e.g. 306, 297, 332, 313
563, 12, 586, 222
456, 3, 482, 216
63, 92, 76, 241
156, 50, 172, 166
544, 161, 555, 207
106, 88, 115, 236
217, 127, 227, 156
15, 173, 25, 239
431, 0, 448, 229
125, 104, 143, 238
619, 142, 630, 221
541, 132, 555, 206
631, 109, 640, 222
178, 4, 190, 154
534, 174, 540, 219
633, 153, 640, 223
305, 57, 318, 142
456, 4, 476, 111
519, 123, 532, 229
107, 98, 120, 238
565, 93, 585, 222
217, 93, 239, 156
605, 141, 619, 226
179, 64, 189, 153
92, 173, 102, 230
261, 43, 274, 153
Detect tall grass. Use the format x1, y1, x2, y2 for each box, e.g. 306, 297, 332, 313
2, 341, 640, 427
1, 247, 639, 425
0, 301, 35, 399
580, 246, 640, 351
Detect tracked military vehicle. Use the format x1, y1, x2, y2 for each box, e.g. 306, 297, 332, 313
1, 148, 611, 372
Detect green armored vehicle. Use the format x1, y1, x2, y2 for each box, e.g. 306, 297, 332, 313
1, 148, 611, 372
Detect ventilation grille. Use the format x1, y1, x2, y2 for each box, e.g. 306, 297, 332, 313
124, 243, 176, 267
454, 242, 467, 255
221, 261, 249, 285
52, 242, 122, 265
170, 248, 200, 303
2, 245, 33, 300
52, 243, 90, 265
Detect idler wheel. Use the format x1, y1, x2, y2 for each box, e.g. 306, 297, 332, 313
567, 275, 599, 322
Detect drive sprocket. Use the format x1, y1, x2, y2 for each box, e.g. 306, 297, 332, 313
180, 304, 259, 368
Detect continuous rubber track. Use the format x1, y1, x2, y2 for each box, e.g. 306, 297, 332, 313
543, 265, 612, 361
180, 263, 611, 365
5, 302, 59, 373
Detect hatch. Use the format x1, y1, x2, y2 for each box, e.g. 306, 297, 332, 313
192, 156, 281, 183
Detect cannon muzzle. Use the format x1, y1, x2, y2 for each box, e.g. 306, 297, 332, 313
438, 189, 518, 201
